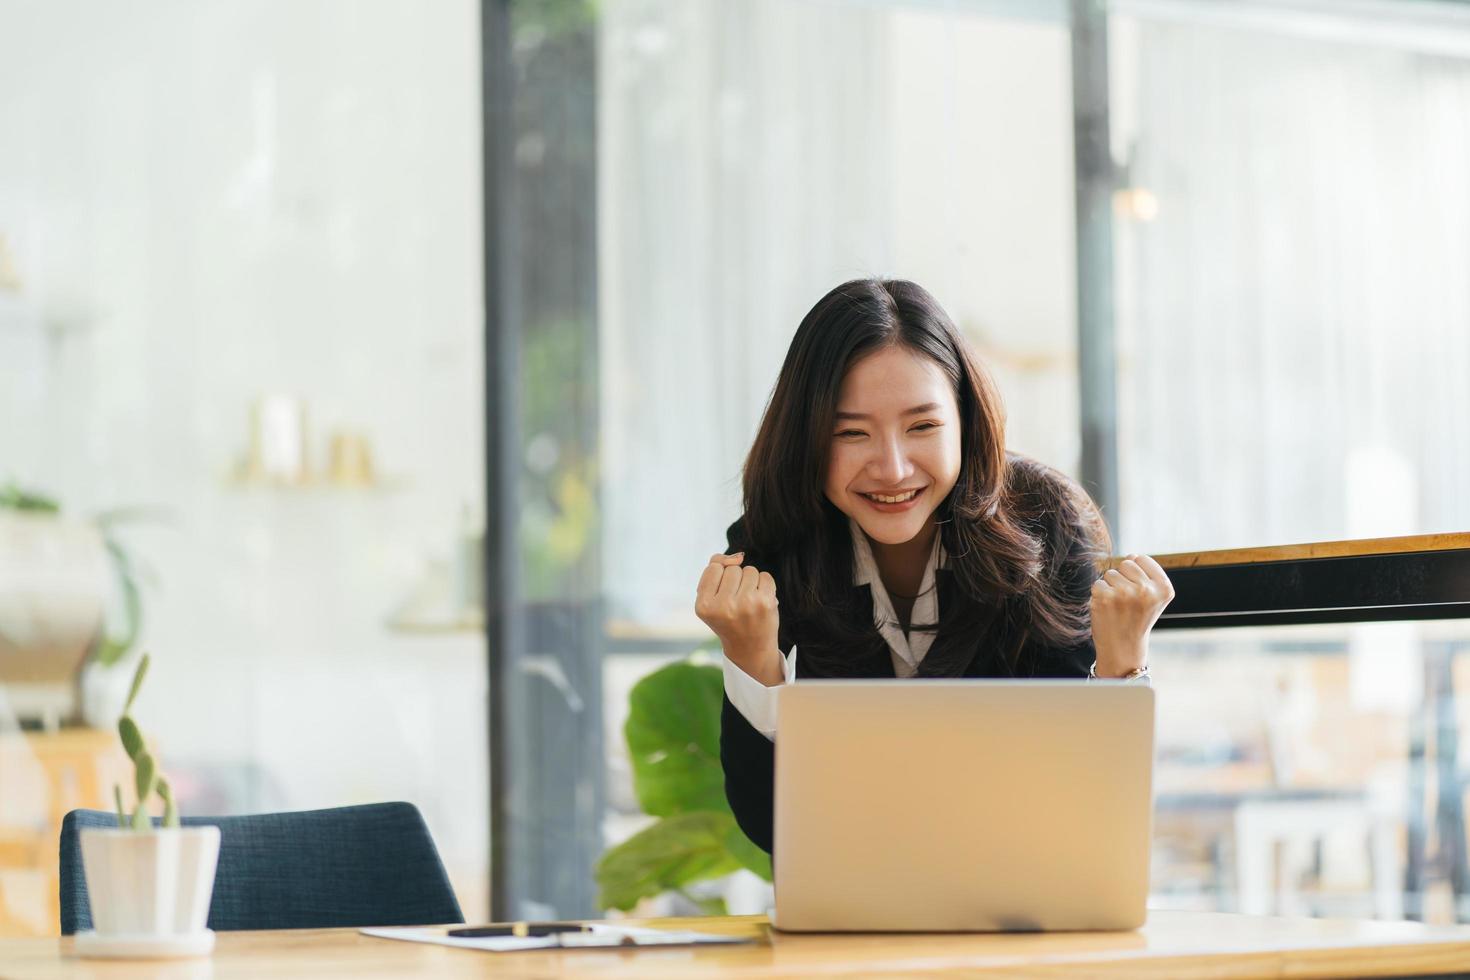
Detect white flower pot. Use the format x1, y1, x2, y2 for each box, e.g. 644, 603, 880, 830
79, 826, 220, 953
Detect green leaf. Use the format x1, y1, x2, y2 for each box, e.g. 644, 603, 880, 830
624, 662, 727, 817
0, 482, 60, 513
117, 716, 144, 761
95, 544, 143, 668
596, 658, 772, 911
131, 752, 157, 831
113, 785, 127, 828
725, 823, 773, 882
675, 888, 729, 916
595, 811, 743, 912
123, 653, 150, 713
134, 751, 156, 803
157, 777, 179, 828
696, 895, 729, 916
91, 505, 171, 529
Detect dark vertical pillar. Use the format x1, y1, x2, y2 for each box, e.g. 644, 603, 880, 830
482, 0, 603, 919
481, 0, 522, 920
1070, 0, 1122, 542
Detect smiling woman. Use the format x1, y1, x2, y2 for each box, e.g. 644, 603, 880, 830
692, 278, 1174, 853
827, 349, 961, 569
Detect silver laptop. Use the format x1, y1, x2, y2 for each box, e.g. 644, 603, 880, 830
772, 681, 1154, 932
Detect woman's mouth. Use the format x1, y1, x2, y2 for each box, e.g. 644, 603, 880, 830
858, 487, 926, 511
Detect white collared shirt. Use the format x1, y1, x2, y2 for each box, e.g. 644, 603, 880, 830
721, 519, 948, 740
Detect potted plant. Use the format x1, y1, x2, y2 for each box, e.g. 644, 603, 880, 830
76, 653, 220, 958
595, 658, 771, 915
0, 481, 152, 728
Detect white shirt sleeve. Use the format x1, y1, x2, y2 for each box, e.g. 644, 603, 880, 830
721, 646, 797, 741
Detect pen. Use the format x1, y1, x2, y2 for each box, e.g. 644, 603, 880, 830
447, 922, 593, 938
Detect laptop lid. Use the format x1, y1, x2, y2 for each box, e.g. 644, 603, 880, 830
772, 681, 1154, 932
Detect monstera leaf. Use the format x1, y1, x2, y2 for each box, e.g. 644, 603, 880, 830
596, 660, 771, 912
724, 822, 772, 880
595, 810, 743, 913
623, 660, 728, 816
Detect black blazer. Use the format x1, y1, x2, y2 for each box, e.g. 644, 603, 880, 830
718, 516, 1096, 855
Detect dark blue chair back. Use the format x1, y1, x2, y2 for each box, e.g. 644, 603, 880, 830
59, 802, 463, 934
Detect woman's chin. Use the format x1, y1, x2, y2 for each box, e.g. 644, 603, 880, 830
852, 512, 932, 546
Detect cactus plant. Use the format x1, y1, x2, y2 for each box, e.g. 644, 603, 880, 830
112, 653, 180, 830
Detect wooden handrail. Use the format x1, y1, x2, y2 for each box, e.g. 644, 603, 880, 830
1141, 531, 1470, 570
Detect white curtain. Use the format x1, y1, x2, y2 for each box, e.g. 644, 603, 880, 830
599, 0, 1081, 629
1113, 9, 1470, 553
599, 0, 894, 629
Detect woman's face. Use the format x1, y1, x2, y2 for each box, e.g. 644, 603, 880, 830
823, 345, 963, 545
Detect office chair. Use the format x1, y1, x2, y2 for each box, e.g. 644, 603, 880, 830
59, 801, 463, 934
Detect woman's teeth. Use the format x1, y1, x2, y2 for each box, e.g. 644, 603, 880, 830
863, 489, 920, 504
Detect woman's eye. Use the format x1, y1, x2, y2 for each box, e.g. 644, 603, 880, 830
835, 430, 866, 439
911, 422, 940, 433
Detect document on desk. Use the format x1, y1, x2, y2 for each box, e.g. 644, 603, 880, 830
361, 924, 752, 952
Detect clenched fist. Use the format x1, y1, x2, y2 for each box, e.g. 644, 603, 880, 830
695, 552, 784, 686
1089, 553, 1175, 677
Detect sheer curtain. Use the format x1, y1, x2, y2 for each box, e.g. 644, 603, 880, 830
599, 0, 1080, 630
599, 0, 894, 630
1112, 6, 1470, 553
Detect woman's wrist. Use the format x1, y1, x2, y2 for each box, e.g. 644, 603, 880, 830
1092, 637, 1149, 678
724, 643, 786, 687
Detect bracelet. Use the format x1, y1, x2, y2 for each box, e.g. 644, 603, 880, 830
1088, 660, 1150, 682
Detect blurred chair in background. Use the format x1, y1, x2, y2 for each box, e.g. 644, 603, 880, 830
58, 802, 463, 934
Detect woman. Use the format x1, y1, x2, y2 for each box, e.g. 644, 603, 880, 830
694, 278, 1174, 854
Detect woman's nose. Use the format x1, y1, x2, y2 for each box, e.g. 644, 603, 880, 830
868, 436, 914, 486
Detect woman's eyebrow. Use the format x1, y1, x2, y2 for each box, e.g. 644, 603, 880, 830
834, 403, 941, 421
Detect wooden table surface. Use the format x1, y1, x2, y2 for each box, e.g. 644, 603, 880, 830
6, 910, 1470, 979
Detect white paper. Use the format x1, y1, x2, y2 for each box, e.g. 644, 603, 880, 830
360, 923, 747, 952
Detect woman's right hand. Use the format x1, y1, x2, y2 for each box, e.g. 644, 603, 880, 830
695, 552, 784, 686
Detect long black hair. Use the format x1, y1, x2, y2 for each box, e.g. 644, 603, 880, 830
740, 278, 1109, 676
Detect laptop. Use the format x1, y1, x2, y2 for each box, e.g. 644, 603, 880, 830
772, 681, 1155, 932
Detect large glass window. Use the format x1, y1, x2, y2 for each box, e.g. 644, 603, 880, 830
583, 0, 1470, 925
9, 0, 1470, 935
491, 0, 1470, 923
1108, 0, 1470, 555
593, 0, 1083, 918
0, 0, 486, 934
1152, 618, 1470, 921
599, 0, 1081, 634
1102, 5, 1470, 918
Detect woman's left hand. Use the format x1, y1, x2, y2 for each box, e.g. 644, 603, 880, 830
1089, 553, 1175, 677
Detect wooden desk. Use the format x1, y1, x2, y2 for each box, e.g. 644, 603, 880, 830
5, 910, 1470, 978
